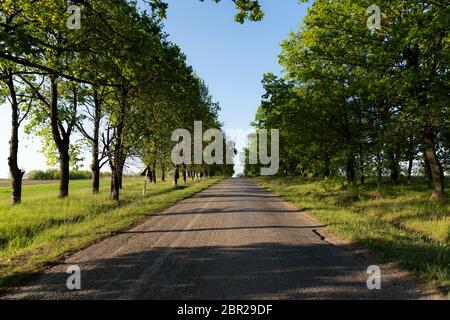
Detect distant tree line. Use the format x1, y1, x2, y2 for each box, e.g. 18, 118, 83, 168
27, 170, 112, 181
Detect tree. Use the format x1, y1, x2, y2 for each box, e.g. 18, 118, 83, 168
147, 0, 264, 23
0, 66, 34, 204
76, 86, 110, 194
1, 0, 243, 203
255, 0, 448, 200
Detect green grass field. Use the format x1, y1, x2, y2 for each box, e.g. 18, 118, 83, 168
255, 177, 450, 293
0, 177, 221, 289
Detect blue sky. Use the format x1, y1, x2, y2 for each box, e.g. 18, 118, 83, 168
0, 0, 309, 178
161, 0, 308, 130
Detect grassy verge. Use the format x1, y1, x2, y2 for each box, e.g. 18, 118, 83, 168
0, 177, 221, 289
254, 177, 450, 293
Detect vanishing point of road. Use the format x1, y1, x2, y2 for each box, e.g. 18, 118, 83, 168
4, 179, 437, 300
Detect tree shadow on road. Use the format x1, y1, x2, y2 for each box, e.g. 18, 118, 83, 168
5, 242, 437, 300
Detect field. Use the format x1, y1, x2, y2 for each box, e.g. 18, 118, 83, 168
255, 177, 450, 292
0, 177, 221, 289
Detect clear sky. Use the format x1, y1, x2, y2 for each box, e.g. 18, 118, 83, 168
0, 0, 309, 178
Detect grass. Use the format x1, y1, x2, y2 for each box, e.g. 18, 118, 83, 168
0, 177, 221, 289
254, 176, 450, 293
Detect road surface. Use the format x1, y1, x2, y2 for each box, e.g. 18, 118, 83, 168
3, 179, 437, 300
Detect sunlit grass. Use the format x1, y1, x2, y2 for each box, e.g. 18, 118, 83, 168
0, 177, 221, 288
255, 177, 450, 293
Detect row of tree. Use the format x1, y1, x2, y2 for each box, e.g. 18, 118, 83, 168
250, 0, 448, 200
1, 0, 238, 204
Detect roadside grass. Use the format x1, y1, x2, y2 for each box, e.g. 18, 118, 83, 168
254, 177, 450, 293
0, 177, 221, 289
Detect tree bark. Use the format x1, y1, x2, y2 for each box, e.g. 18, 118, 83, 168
424, 156, 432, 186
407, 155, 413, 184
324, 157, 331, 180
182, 163, 187, 184
423, 126, 445, 199
49, 76, 71, 199
118, 163, 124, 189
346, 156, 355, 184
6, 69, 25, 205
59, 148, 70, 198
152, 165, 156, 184
148, 169, 153, 183
109, 92, 127, 201
143, 167, 152, 195
110, 169, 120, 201
92, 163, 100, 194
388, 151, 399, 183
91, 89, 101, 194
173, 165, 179, 186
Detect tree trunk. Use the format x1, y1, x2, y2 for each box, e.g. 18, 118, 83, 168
423, 126, 445, 199
148, 169, 153, 183
109, 92, 127, 201
6, 69, 25, 205
360, 159, 365, 185
91, 139, 100, 194
152, 166, 156, 184
182, 164, 187, 184
424, 156, 432, 186
173, 165, 179, 186
59, 148, 70, 198
91, 89, 101, 194
143, 175, 148, 196
110, 169, 120, 201
92, 165, 100, 194
118, 163, 124, 189
407, 155, 413, 184
161, 167, 165, 182
346, 156, 355, 184
388, 151, 399, 183
359, 145, 365, 185
143, 167, 152, 195
324, 157, 331, 180
375, 153, 383, 183
49, 76, 71, 199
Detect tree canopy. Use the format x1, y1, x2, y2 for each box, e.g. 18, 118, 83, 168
250, 0, 449, 200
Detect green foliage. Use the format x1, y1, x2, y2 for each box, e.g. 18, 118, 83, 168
1, 0, 234, 201
27, 170, 93, 181
147, 0, 265, 23
252, 0, 449, 199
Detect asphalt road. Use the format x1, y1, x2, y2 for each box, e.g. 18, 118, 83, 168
4, 179, 437, 300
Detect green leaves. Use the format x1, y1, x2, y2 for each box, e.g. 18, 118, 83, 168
253, 0, 449, 189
